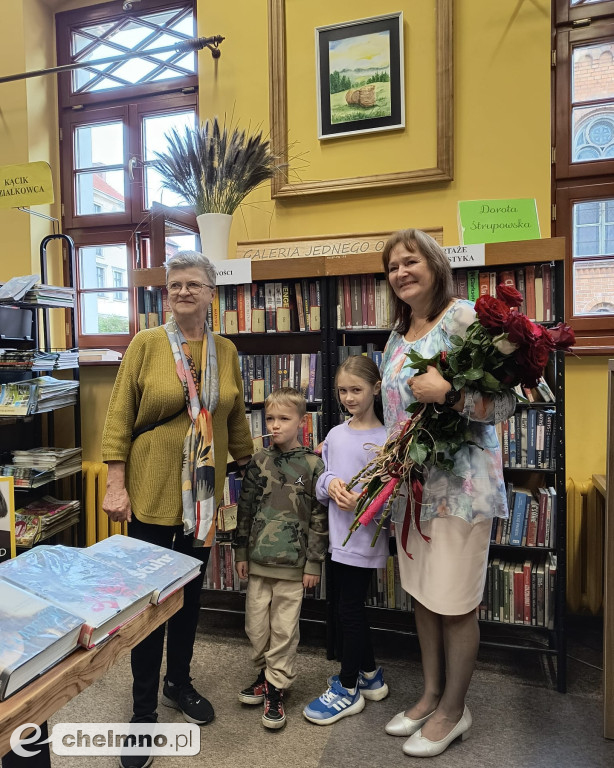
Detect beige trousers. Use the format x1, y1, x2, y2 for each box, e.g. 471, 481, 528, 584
244, 574, 304, 690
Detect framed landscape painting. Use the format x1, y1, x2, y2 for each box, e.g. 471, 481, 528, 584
316, 12, 405, 140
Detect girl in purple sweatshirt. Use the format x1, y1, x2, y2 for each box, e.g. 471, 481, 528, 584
303, 356, 390, 725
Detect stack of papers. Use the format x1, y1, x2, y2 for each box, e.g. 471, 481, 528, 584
12, 447, 82, 478
0, 275, 40, 303
0, 465, 55, 488
0, 349, 36, 370
23, 285, 75, 307
30, 376, 79, 413
78, 348, 122, 362
31, 349, 79, 371
14, 496, 81, 548
0, 377, 79, 416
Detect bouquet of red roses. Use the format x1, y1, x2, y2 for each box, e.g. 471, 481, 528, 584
343, 284, 575, 549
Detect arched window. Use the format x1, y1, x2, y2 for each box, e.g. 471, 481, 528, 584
574, 112, 614, 161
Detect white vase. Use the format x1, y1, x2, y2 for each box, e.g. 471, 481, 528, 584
196, 213, 233, 262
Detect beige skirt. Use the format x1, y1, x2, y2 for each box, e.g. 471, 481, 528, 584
396, 516, 492, 615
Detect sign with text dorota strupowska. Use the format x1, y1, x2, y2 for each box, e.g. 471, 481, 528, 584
0, 162, 54, 209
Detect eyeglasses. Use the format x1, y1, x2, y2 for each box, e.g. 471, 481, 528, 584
166, 281, 215, 296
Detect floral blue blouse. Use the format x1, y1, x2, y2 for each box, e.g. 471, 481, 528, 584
381, 300, 516, 526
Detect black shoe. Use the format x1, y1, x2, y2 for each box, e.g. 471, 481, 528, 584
262, 681, 286, 730
238, 669, 266, 705
119, 714, 157, 768
161, 678, 214, 725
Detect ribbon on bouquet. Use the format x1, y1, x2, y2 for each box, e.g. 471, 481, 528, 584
399, 476, 431, 559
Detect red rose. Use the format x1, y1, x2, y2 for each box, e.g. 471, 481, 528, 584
532, 323, 556, 350
475, 295, 510, 330
548, 322, 575, 350
514, 344, 551, 387
496, 283, 523, 308
505, 312, 540, 345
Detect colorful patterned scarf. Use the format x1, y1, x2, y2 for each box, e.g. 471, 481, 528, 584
165, 317, 219, 546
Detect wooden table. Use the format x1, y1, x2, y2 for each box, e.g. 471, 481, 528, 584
0, 589, 183, 765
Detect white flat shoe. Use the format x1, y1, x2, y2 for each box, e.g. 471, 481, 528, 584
402, 706, 472, 757
385, 709, 435, 737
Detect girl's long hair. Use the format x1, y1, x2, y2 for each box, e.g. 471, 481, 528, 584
334, 355, 384, 424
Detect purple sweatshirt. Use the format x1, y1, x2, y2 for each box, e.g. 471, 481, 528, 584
315, 420, 389, 569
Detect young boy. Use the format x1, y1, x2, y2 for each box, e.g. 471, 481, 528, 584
233, 387, 328, 729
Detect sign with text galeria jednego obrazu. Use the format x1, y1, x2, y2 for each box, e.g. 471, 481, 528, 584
458, 198, 541, 245
0, 162, 54, 210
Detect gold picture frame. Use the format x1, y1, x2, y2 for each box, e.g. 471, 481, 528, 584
268, 0, 454, 198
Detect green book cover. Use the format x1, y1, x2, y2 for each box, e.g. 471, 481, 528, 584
458, 198, 541, 244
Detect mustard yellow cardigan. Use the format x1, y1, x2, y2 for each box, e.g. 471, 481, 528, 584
102, 327, 253, 526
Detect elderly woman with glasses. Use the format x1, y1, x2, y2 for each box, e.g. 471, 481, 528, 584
102, 251, 253, 764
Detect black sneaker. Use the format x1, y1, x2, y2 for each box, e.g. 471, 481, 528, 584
262, 681, 286, 730
161, 678, 214, 725
119, 714, 157, 768
238, 669, 266, 705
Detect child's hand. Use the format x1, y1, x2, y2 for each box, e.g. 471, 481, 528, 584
328, 477, 347, 503
335, 488, 361, 512
236, 561, 249, 580
303, 573, 320, 589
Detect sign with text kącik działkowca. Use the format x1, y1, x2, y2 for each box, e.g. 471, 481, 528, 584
0, 162, 54, 209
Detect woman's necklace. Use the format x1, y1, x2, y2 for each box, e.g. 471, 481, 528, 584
406, 316, 430, 341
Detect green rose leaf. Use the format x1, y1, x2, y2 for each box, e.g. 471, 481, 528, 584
409, 441, 429, 465
464, 368, 483, 380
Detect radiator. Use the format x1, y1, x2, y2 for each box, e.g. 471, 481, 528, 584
566, 478, 604, 615
82, 461, 126, 545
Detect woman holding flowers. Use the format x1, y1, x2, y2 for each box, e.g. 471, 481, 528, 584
380, 229, 516, 758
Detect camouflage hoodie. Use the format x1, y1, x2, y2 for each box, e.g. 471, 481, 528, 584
233, 446, 328, 581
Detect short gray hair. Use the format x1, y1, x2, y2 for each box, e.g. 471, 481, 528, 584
164, 250, 216, 287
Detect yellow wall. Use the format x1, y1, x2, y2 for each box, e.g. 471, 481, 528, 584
0, 0, 608, 484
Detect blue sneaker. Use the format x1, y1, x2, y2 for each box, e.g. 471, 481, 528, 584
358, 667, 389, 701
303, 678, 365, 725
326, 667, 389, 702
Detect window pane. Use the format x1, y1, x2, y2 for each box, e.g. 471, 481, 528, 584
144, 167, 187, 208
76, 171, 125, 215
81, 291, 130, 335
79, 244, 128, 290
112, 58, 158, 84
573, 42, 614, 102
165, 233, 198, 258
75, 122, 123, 169
69, 6, 195, 95
143, 111, 195, 161
142, 110, 196, 208
573, 258, 614, 316
572, 107, 614, 162
576, 201, 600, 224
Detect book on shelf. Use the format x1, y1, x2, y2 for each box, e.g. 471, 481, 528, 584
85, 535, 203, 605
0, 579, 83, 700
0, 545, 154, 648
484, 553, 554, 627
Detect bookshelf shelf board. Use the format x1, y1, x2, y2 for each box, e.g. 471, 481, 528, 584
225, 331, 321, 339
488, 543, 556, 552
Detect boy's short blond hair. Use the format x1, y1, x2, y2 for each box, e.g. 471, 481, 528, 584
265, 387, 306, 418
